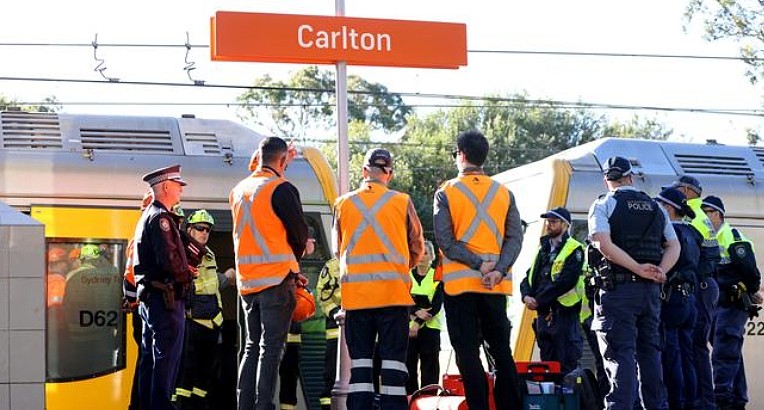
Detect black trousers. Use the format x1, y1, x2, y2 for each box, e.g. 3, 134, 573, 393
176, 320, 220, 407
320, 318, 339, 410
346, 306, 409, 410
405, 325, 441, 394
444, 293, 522, 410
279, 340, 301, 407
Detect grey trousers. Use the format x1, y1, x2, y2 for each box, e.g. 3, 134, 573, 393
237, 276, 296, 410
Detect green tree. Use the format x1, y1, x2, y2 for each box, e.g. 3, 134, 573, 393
685, 0, 764, 83
237, 66, 411, 139
0, 95, 61, 112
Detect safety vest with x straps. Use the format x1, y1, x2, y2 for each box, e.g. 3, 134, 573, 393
439, 174, 512, 296
230, 169, 299, 295
336, 181, 414, 310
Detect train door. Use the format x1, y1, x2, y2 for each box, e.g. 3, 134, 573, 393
33, 205, 140, 410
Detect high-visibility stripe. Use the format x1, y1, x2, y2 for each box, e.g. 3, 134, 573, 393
348, 383, 375, 393
351, 358, 373, 368
453, 181, 502, 244
341, 271, 410, 284
380, 385, 407, 396
192, 387, 207, 397
381, 360, 408, 373
326, 327, 340, 339
280, 404, 297, 410
237, 254, 296, 265
344, 192, 405, 267
175, 388, 192, 398
287, 333, 302, 343
240, 276, 288, 292
320, 397, 332, 405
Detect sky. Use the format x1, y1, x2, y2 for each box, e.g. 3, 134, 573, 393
1, 0, 763, 146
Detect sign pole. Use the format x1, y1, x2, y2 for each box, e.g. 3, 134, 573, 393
332, 0, 351, 409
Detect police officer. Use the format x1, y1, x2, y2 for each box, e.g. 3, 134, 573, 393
334, 147, 424, 410
316, 258, 341, 410
702, 196, 760, 410
665, 175, 720, 410
521, 206, 585, 376
406, 240, 444, 394
133, 164, 194, 410
175, 210, 235, 410
655, 188, 701, 410
588, 156, 680, 410
434, 130, 524, 410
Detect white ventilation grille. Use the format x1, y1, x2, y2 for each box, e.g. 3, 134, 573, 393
80, 128, 174, 153
1, 112, 62, 149
184, 132, 221, 155
674, 153, 753, 176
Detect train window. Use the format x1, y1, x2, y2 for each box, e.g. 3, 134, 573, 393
570, 219, 589, 244
46, 241, 127, 382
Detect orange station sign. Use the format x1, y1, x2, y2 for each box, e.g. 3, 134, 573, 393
210, 11, 467, 69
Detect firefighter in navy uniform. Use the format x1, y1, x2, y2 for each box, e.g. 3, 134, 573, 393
520, 206, 585, 376
406, 240, 444, 394
702, 196, 762, 410
587, 156, 680, 410
133, 165, 195, 410
665, 175, 720, 410
317, 257, 341, 410
174, 210, 235, 410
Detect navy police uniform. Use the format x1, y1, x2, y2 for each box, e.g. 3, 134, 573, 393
134, 165, 194, 410
588, 157, 676, 410
704, 196, 760, 409
655, 188, 701, 409
520, 207, 585, 376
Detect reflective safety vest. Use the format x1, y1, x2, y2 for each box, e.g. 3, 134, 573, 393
409, 268, 442, 330
717, 222, 755, 265
190, 248, 223, 329
336, 181, 414, 310
439, 175, 512, 296
230, 170, 299, 296
687, 198, 719, 248
579, 294, 592, 323
527, 237, 585, 307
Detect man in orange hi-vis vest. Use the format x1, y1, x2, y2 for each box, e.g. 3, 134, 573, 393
230, 136, 309, 410
334, 148, 424, 410
433, 130, 524, 410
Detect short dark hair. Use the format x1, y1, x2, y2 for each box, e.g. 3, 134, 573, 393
259, 137, 288, 165
456, 130, 489, 166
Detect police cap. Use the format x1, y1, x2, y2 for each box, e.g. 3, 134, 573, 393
655, 187, 695, 219
364, 148, 393, 173
666, 175, 702, 196
603, 156, 633, 181
701, 195, 725, 216
540, 206, 571, 226
142, 165, 187, 187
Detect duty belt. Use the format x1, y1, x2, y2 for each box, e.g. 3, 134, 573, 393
614, 273, 653, 284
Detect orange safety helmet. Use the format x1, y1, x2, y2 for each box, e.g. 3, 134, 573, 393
292, 286, 316, 322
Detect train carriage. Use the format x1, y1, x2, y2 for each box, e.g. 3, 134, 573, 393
0, 111, 337, 409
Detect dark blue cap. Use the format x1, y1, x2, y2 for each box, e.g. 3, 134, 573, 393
603, 156, 633, 180
701, 195, 725, 216
142, 164, 187, 187
656, 187, 695, 219
665, 175, 702, 195
364, 148, 393, 172
540, 207, 571, 226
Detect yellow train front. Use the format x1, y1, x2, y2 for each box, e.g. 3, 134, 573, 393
0, 111, 337, 409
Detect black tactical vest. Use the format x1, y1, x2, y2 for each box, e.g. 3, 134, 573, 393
608, 190, 664, 274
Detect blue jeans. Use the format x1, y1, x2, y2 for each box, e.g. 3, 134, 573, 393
237, 276, 295, 410
593, 282, 667, 410
693, 277, 719, 410
713, 306, 749, 407
138, 293, 186, 410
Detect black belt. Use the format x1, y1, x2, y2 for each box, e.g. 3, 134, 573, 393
614, 273, 653, 284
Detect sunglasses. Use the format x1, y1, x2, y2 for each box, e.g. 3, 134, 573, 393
192, 224, 211, 233
451, 148, 459, 159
